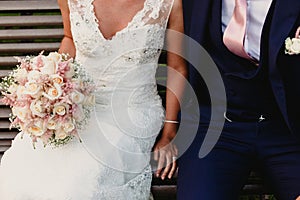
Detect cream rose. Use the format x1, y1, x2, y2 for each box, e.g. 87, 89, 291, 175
27, 70, 41, 81
12, 106, 30, 122
50, 74, 64, 85
28, 120, 46, 137
83, 95, 95, 106
43, 83, 62, 100
47, 52, 61, 63
53, 103, 69, 116
70, 91, 85, 104
285, 38, 293, 50
13, 68, 28, 82
24, 81, 42, 96
63, 121, 75, 133
291, 38, 300, 54
40, 58, 56, 75
47, 118, 58, 130
30, 100, 46, 117
16, 85, 26, 100
55, 128, 68, 140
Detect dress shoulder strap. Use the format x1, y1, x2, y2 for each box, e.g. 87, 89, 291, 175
127, 0, 175, 30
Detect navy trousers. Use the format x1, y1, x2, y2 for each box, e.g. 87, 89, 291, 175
177, 115, 300, 200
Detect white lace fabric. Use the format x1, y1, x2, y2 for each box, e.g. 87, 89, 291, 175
69, 0, 173, 62
0, 0, 174, 199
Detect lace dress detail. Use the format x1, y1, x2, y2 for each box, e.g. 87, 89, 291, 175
68, 0, 173, 62
0, 0, 174, 199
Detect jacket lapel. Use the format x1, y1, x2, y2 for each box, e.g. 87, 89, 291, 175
188, 0, 212, 44
268, 0, 300, 127
268, 0, 300, 67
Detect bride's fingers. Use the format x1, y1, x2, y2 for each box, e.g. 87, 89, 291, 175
173, 145, 178, 156
153, 147, 159, 161
161, 153, 172, 180
156, 150, 166, 177
168, 159, 177, 179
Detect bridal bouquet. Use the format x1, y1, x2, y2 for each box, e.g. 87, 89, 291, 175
0, 52, 95, 147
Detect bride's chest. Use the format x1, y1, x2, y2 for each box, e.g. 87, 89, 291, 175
71, 21, 166, 59
67, 0, 172, 57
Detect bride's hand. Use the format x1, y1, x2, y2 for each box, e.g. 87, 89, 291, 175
153, 124, 178, 180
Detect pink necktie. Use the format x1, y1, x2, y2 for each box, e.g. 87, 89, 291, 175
223, 0, 251, 60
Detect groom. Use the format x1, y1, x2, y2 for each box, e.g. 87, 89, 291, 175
177, 0, 300, 199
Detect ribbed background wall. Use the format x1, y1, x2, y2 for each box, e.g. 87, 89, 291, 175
0, 0, 63, 160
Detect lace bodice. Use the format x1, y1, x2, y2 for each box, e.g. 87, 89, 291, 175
68, 0, 174, 64
68, 0, 174, 106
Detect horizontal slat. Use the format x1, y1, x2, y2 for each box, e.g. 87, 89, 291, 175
0, 43, 60, 53
0, 108, 11, 118
0, 15, 62, 27
0, 146, 10, 153
151, 185, 177, 200
0, 140, 12, 146
0, 1, 59, 11
0, 103, 6, 107
0, 29, 63, 40
0, 57, 18, 67
0, 132, 18, 140
0, 121, 11, 129
0, 69, 12, 78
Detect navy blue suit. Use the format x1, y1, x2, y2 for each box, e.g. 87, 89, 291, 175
178, 0, 300, 199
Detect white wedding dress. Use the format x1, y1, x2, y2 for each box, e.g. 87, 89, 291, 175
0, 0, 174, 199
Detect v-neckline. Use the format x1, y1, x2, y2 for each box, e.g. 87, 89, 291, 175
90, 0, 149, 41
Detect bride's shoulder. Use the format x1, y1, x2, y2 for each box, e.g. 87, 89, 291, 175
172, 0, 182, 9
169, 0, 183, 17
57, 0, 69, 10
167, 0, 183, 30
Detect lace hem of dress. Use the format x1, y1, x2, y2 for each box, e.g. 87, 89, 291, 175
92, 166, 153, 200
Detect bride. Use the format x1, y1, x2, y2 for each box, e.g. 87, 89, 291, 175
0, 0, 186, 199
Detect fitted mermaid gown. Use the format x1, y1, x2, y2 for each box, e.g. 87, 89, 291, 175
0, 0, 174, 199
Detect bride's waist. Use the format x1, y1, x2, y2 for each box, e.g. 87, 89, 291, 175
94, 85, 161, 106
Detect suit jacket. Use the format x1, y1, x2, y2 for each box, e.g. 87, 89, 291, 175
183, 0, 300, 133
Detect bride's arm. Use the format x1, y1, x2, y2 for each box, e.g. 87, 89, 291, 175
57, 0, 76, 57
154, 0, 187, 180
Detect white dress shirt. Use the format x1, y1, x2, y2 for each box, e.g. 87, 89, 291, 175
222, 0, 273, 60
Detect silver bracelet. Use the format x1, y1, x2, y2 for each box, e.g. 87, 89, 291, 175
164, 120, 179, 124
